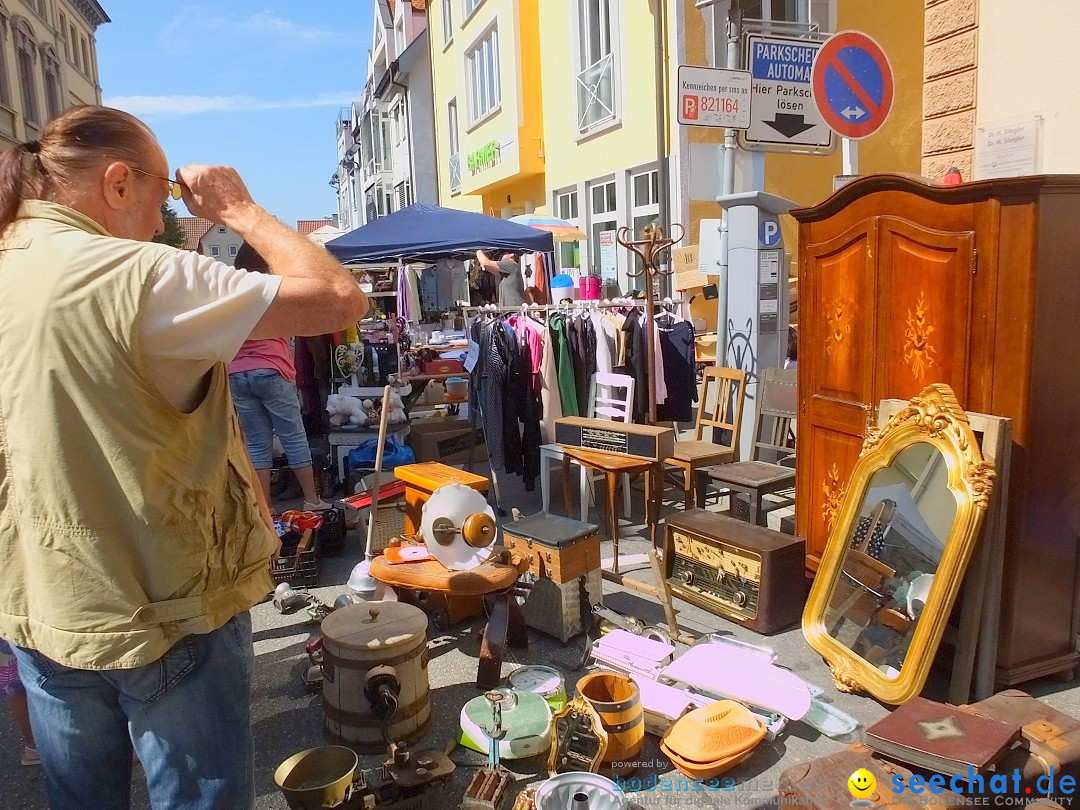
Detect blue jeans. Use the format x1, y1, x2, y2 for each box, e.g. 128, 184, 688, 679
229, 369, 312, 470
13, 613, 255, 810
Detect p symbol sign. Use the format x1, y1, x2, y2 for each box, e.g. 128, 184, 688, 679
682, 95, 699, 121
759, 219, 781, 248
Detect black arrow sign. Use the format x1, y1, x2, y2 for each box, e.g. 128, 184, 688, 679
765, 113, 816, 139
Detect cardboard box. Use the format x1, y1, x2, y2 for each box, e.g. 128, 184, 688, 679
408, 419, 486, 465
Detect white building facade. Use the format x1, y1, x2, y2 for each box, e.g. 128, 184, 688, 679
333, 0, 437, 231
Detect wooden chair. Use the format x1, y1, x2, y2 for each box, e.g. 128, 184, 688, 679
540, 372, 635, 520
695, 367, 798, 526
665, 366, 747, 509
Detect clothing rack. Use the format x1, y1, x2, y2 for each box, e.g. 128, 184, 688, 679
461, 296, 688, 513
459, 298, 686, 317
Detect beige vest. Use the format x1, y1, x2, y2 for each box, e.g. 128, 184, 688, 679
0, 201, 277, 669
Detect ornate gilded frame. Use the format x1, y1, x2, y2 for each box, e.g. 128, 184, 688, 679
547, 695, 608, 776
802, 384, 995, 705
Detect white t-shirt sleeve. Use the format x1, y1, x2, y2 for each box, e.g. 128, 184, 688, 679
141, 251, 282, 364
140, 251, 282, 412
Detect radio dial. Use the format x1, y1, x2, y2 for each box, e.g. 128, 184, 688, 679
732, 591, 748, 608
677, 570, 694, 586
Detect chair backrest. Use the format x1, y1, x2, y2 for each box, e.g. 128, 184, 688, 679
695, 366, 747, 456
588, 372, 635, 423
751, 366, 798, 462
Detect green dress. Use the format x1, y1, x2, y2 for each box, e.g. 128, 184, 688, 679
548, 313, 579, 417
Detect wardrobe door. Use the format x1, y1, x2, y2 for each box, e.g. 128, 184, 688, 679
797, 218, 878, 569
874, 216, 976, 405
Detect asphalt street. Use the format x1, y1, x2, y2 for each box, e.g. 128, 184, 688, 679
2, 463, 1078, 809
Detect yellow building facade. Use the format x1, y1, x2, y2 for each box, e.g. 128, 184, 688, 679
429, 1, 925, 302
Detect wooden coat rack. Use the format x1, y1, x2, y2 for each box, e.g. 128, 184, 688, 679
617, 223, 684, 423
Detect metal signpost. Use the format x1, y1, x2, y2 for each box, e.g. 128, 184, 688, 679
740, 34, 833, 153
812, 30, 895, 175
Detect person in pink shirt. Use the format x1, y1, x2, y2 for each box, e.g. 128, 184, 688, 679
229, 243, 330, 510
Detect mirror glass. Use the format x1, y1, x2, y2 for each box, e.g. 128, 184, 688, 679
821, 441, 957, 680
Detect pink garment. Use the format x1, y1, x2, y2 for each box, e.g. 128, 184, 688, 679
228, 337, 296, 383
508, 314, 545, 377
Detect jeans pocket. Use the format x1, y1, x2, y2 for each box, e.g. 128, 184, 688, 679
15, 646, 57, 688
119, 635, 198, 704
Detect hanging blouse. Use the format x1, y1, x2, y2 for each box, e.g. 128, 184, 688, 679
591, 311, 614, 376
539, 320, 564, 444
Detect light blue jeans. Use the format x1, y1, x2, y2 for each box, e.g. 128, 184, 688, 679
13, 613, 255, 810
229, 369, 312, 470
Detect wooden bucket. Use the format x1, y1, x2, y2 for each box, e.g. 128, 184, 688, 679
576, 671, 644, 777
321, 602, 431, 752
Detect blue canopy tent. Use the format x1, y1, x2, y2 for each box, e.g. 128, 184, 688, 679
323, 203, 554, 263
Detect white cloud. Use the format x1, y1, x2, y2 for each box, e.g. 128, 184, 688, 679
104, 92, 357, 117
161, 6, 345, 52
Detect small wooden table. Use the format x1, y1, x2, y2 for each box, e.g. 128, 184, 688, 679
559, 446, 691, 644
393, 462, 489, 534
696, 461, 796, 527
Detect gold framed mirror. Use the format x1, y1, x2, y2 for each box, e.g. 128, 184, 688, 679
802, 384, 995, 704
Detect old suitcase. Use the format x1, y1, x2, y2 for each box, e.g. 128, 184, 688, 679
961, 689, 1080, 788
778, 743, 969, 809
502, 513, 601, 585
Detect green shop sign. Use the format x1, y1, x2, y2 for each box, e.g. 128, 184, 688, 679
467, 140, 501, 174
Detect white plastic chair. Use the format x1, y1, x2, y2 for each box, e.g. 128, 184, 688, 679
539, 372, 635, 521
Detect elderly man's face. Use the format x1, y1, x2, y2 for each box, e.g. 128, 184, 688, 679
118, 142, 170, 242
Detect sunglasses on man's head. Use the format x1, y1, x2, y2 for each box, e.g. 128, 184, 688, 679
131, 167, 185, 201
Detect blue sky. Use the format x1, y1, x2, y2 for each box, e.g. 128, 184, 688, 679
97, 2, 375, 227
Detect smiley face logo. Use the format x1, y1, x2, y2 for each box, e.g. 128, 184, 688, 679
848, 769, 877, 800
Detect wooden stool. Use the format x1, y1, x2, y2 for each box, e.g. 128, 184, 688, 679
371, 545, 528, 689
559, 446, 691, 644
695, 462, 796, 527
393, 462, 489, 534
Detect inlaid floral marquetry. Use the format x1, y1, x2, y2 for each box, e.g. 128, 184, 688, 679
824, 297, 851, 357
904, 293, 937, 380
821, 462, 845, 532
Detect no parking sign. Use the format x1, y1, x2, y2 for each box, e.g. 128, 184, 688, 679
811, 31, 894, 140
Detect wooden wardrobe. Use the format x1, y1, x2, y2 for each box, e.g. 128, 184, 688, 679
792, 174, 1080, 687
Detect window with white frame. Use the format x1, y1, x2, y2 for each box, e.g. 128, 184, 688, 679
463, 0, 484, 19
576, 0, 615, 133
741, 0, 809, 23
447, 99, 461, 192
228, 244, 238, 257
395, 16, 406, 56
210, 245, 220, 257
555, 189, 580, 272
589, 179, 617, 280
466, 27, 499, 124
630, 169, 660, 290
441, 0, 453, 45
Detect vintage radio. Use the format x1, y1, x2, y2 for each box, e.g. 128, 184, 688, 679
662, 510, 805, 634
554, 417, 675, 462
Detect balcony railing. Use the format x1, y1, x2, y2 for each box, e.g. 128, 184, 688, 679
576, 53, 615, 133
449, 153, 461, 193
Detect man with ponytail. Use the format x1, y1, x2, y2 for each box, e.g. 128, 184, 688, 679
0, 106, 367, 809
